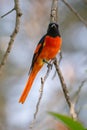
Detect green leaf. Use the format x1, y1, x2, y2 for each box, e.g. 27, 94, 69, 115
48, 112, 85, 130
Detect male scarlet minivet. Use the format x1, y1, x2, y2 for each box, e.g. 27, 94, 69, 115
19, 23, 62, 104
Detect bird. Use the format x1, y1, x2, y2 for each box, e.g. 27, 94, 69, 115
19, 23, 62, 104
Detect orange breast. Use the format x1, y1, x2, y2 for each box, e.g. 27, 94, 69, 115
39, 36, 62, 60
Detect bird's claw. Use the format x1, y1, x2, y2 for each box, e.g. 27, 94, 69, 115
43, 59, 53, 69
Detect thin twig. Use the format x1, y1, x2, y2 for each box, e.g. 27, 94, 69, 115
73, 79, 87, 116
74, 79, 86, 104
0, 0, 22, 73
58, 51, 62, 63
1, 8, 15, 18
53, 58, 77, 120
33, 78, 44, 120
52, 51, 62, 79
30, 64, 52, 129
61, 0, 87, 27
34, 65, 52, 120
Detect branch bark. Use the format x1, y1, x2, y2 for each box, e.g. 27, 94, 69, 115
53, 58, 77, 120
50, 0, 58, 23
0, 0, 22, 73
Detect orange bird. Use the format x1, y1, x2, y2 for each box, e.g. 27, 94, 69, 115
19, 23, 62, 104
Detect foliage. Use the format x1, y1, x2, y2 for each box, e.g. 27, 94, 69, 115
48, 112, 86, 130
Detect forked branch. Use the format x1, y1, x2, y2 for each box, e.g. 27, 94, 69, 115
0, 0, 22, 73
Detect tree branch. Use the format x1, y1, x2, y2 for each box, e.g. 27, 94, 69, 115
1, 8, 15, 18
74, 80, 86, 104
31, 1, 59, 127
0, 0, 22, 73
30, 64, 52, 129
61, 0, 87, 27
34, 64, 52, 120
50, 0, 58, 23
73, 79, 87, 116
53, 58, 77, 120
52, 51, 62, 79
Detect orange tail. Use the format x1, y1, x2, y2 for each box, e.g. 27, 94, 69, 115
19, 71, 37, 104
19, 64, 42, 104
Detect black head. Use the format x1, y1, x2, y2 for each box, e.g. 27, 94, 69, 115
47, 23, 61, 37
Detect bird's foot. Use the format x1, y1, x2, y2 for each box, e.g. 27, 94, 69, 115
43, 59, 53, 69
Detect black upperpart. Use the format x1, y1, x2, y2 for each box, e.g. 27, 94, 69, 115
47, 23, 61, 37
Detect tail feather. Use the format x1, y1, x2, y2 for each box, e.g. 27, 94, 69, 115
19, 71, 38, 104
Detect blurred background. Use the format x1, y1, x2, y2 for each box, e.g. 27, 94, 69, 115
0, 0, 87, 130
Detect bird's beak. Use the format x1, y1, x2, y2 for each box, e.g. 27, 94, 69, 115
51, 24, 56, 28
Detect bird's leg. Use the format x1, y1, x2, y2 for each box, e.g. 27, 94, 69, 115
43, 59, 53, 69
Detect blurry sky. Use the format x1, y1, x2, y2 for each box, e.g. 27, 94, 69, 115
0, 0, 87, 130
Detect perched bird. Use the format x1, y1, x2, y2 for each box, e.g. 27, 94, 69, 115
19, 23, 62, 104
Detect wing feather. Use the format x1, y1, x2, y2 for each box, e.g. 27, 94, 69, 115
29, 35, 46, 74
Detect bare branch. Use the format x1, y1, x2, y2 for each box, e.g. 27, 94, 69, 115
0, 0, 22, 73
74, 79, 86, 104
34, 64, 52, 120
61, 0, 87, 27
33, 78, 44, 120
73, 79, 87, 116
53, 58, 77, 120
50, 0, 58, 23
31, 0, 59, 126
52, 51, 62, 79
30, 64, 52, 129
1, 8, 15, 18
59, 51, 62, 63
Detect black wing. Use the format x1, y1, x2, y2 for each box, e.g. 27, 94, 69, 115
29, 34, 46, 74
